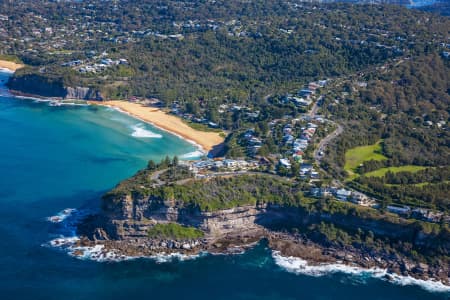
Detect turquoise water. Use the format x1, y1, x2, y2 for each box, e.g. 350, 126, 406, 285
0, 70, 448, 299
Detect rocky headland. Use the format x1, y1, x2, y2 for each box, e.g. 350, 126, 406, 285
7, 73, 103, 100
76, 169, 450, 285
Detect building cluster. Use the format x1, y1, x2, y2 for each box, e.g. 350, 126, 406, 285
242, 129, 263, 156
386, 205, 449, 224
440, 43, 450, 59
310, 187, 375, 206
278, 120, 320, 179
170, 105, 220, 129
62, 54, 129, 74
284, 80, 327, 108
188, 159, 259, 174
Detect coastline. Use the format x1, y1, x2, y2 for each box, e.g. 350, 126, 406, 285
89, 100, 225, 153
0, 60, 24, 72
0, 65, 223, 154
48, 207, 450, 294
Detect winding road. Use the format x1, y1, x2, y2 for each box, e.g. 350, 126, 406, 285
313, 123, 343, 163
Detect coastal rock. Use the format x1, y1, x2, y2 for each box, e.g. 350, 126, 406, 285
7, 73, 103, 100
65, 86, 103, 100
77, 190, 450, 285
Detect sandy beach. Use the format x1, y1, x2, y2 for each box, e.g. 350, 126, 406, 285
92, 100, 225, 152
0, 60, 24, 72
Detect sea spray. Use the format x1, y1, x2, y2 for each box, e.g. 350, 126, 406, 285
272, 251, 450, 294
46, 208, 203, 263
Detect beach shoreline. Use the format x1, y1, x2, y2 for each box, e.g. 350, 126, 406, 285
89, 100, 225, 153
0, 63, 224, 153
0, 59, 24, 72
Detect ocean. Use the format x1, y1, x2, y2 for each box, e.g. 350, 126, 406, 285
0, 70, 448, 300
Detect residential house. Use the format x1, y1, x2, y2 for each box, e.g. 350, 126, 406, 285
279, 158, 292, 169
387, 205, 411, 215
336, 188, 352, 201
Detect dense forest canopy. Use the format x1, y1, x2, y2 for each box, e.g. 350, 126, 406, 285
0, 0, 449, 211
2, 1, 449, 104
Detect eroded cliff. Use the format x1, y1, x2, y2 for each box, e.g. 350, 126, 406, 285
7, 73, 103, 100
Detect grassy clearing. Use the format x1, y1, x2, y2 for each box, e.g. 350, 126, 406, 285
148, 223, 204, 240
182, 120, 223, 133
364, 165, 427, 178
344, 140, 387, 180
386, 180, 449, 188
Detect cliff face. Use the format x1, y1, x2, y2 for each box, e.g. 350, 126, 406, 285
7, 74, 103, 100
93, 193, 446, 250
76, 191, 449, 283
65, 87, 103, 100
97, 194, 267, 240
7, 74, 66, 98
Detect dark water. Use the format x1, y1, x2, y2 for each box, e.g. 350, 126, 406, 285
0, 71, 448, 299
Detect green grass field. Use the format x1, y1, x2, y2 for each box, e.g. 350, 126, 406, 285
148, 223, 204, 240
344, 141, 387, 180
363, 165, 427, 178
183, 120, 224, 133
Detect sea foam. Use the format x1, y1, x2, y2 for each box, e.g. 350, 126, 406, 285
180, 150, 205, 159
272, 251, 450, 294
131, 124, 163, 138
46, 208, 202, 263
46, 208, 76, 223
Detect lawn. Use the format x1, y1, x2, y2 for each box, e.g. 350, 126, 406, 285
364, 165, 427, 178
183, 120, 224, 133
344, 140, 387, 180
148, 223, 204, 240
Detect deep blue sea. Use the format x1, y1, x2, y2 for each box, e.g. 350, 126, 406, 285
0, 70, 448, 300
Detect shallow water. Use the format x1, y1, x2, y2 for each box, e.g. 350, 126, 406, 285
0, 71, 448, 299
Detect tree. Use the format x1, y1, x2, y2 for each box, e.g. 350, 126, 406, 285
147, 160, 156, 170
172, 156, 179, 167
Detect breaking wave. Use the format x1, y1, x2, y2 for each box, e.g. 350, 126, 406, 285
45, 208, 201, 263
180, 150, 205, 159
131, 124, 163, 138
272, 251, 450, 294
46, 208, 77, 223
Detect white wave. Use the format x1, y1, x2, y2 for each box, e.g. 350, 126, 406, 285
47, 234, 203, 263
49, 236, 80, 247
272, 251, 450, 293
377, 273, 450, 294
131, 124, 163, 138
55, 102, 89, 107
46, 207, 203, 263
47, 236, 131, 262
0, 68, 14, 74
46, 208, 77, 223
149, 252, 204, 263
180, 150, 205, 159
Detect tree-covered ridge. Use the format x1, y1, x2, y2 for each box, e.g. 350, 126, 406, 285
323, 54, 449, 171
104, 172, 302, 212
319, 53, 449, 210
3, 1, 449, 105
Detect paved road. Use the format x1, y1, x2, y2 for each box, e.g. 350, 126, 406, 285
314, 123, 344, 163
308, 95, 323, 118
150, 169, 167, 186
